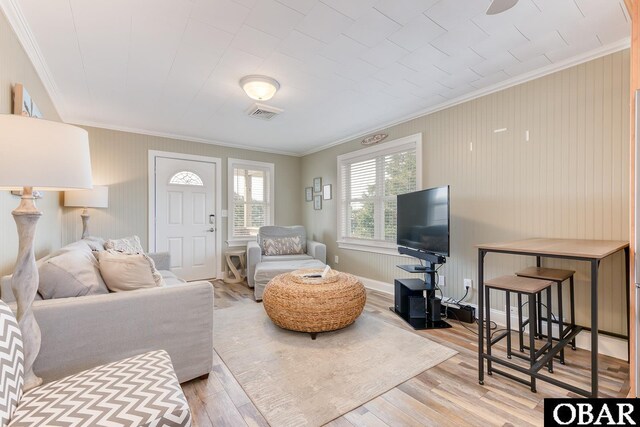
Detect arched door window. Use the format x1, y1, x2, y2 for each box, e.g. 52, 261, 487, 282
169, 171, 203, 186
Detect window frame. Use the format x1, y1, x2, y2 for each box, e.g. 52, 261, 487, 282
336, 133, 422, 256
227, 158, 275, 247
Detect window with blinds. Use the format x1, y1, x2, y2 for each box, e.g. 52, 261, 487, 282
228, 159, 274, 240
337, 134, 421, 251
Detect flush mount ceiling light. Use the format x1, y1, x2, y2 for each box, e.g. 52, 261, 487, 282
239, 75, 280, 101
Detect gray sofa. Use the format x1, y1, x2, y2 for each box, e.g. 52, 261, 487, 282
0, 243, 213, 385
247, 225, 326, 300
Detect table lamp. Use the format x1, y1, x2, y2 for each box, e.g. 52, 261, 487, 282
64, 186, 108, 239
0, 114, 92, 390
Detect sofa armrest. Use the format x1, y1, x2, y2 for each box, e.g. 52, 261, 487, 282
27, 281, 213, 384
0, 275, 14, 303
246, 241, 261, 288
307, 240, 326, 264
148, 251, 171, 271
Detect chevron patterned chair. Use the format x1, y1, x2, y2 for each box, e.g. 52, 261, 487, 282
0, 300, 192, 427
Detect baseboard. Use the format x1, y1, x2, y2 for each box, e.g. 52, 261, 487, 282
357, 276, 628, 361
357, 276, 394, 295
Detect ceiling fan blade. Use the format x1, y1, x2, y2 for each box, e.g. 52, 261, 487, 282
486, 0, 519, 15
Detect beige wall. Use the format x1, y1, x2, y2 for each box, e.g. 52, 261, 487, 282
0, 10, 63, 275
302, 50, 630, 335
61, 126, 302, 271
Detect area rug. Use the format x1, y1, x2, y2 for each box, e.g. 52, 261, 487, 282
213, 303, 457, 427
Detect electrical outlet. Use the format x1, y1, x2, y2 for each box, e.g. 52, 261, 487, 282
334, 255, 339, 264
464, 278, 473, 289
439, 276, 446, 287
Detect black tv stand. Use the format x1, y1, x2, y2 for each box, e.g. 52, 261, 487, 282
390, 248, 451, 330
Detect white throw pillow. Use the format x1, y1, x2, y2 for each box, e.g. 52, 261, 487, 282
98, 250, 164, 292
104, 235, 144, 254
38, 241, 109, 299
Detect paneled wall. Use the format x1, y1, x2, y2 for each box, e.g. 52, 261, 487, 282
61, 126, 302, 272
0, 10, 63, 276
302, 50, 630, 334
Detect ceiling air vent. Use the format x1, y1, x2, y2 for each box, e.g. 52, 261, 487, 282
246, 103, 283, 121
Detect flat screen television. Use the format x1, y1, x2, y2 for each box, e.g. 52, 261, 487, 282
397, 186, 450, 256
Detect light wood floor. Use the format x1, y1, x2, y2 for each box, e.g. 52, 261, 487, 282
182, 280, 630, 427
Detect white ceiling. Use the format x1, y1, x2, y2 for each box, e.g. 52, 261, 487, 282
5, 0, 630, 155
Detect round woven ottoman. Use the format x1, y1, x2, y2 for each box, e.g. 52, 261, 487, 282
262, 268, 366, 339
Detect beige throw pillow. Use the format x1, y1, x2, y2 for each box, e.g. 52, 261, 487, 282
38, 241, 109, 299
98, 250, 163, 292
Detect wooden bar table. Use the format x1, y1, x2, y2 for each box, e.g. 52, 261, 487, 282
477, 238, 629, 397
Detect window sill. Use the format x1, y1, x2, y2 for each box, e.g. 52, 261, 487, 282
336, 240, 410, 257
227, 237, 257, 248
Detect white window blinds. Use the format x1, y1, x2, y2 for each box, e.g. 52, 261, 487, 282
229, 160, 274, 239
338, 136, 420, 248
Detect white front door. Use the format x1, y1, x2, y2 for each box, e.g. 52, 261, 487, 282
154, 156, 216, 281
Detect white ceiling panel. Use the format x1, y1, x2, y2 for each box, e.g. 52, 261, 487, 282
435, 47, 484, 74
359, 40, 409, 68
231, 25, 281, 58
191, 0, 249, 34
430, 23, 489, 56
399, 44, 449, 72
509, 31, 567, 62
276, 0, 318, 15
278, 30, 325, 62
295, 2, 353, 43
8, 0, 630, 154
387, 15, 446, 52
244, 0, 305, 39
319, 0, 378, 20
343, 9, 401, 47
504, 54, 551, 77
425, 0, 488, 31
320, 34, 369, 63
471, 51, 520, 77
374, 0, 440, 25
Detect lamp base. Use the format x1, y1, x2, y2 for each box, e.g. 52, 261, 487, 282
81, 208, 90, 239
11, 187, 43, 391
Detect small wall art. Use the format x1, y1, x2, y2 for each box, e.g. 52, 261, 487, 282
313, 177, 322, 193
305, 187, 313, 202
313, 195, 322, 210
323, 184, 332, 200
13, 83, 43, 118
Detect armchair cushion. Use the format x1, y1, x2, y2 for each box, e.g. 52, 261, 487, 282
9, 350, 191, 427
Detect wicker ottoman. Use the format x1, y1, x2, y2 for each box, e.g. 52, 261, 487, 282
262, 268, 366, 339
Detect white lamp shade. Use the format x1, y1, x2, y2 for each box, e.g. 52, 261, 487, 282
64, 185, 108, 208
0, 114, 92, 190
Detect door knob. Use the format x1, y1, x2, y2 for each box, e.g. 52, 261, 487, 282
206, 227, 215, 232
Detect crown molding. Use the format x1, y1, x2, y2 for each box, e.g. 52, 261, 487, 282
300, 37, 631, 157
70, 119, 301, 157
0, 0, 67, 120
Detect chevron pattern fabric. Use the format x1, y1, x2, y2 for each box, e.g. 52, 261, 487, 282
9, 350, 191, 427
0, 300, 24, 427
262, 236, 305, 256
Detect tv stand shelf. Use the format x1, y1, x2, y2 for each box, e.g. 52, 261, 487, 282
392, 266, 451, 331
396, 264, 435, 274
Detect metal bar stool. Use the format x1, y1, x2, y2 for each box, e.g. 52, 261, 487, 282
516, 267, 576, 364
483, 275, 554, 392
